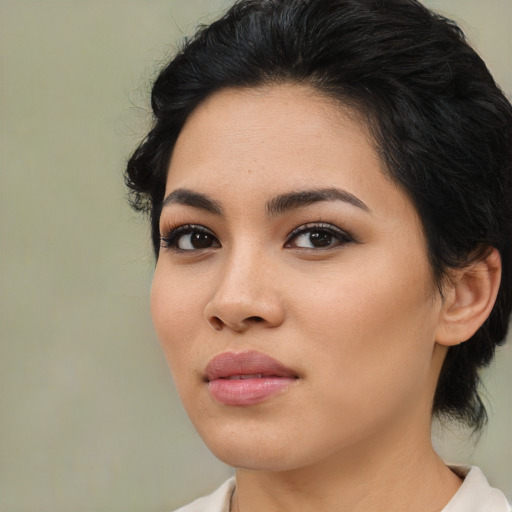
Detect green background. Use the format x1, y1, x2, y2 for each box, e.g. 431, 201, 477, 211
1, 1, 510, 510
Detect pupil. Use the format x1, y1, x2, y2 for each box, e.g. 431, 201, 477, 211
191, 232, 212, 249
310, 230, 332, 247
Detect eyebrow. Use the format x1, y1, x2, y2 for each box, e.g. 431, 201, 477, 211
162, 188, 223, 215
266, 188, 370, 216
161, 186, 369, 217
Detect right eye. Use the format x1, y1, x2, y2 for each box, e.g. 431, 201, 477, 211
160, 224, 220, 251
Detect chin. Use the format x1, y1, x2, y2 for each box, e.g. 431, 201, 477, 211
209, 443, 304, 472
192, 418, 333, 472
198, 426, 282, 468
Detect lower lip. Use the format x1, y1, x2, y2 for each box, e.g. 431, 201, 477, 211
208, 377, 296, 406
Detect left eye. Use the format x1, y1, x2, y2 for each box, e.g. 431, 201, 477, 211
285, 224, 352, 249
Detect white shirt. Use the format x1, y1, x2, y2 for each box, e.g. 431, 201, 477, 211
173, 466, 511, 512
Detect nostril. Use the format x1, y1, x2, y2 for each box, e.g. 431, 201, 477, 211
247, 316, 264, 323
209, 316, 224, 331
207, 315, 265, 331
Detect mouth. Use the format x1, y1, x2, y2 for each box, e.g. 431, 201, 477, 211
223, 373, 266, 379
204, 351, 299, 406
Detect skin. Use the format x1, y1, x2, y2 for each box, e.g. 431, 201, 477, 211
151, 85, 499, 511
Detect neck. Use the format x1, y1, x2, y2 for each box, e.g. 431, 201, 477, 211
232, 420, 462, 512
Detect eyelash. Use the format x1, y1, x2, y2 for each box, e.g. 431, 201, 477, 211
159, 222, 354, 252
160, 224, 219, 252
285, 223, 354, 249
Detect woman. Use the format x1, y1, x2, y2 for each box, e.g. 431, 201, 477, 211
125, 0, 512, 510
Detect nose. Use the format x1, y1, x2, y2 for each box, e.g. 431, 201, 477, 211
204, 250, 285, 333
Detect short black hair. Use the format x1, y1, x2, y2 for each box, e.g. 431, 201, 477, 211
125, 0, 512, 430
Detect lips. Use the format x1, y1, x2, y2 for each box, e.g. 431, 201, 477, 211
204, 351, 299, 406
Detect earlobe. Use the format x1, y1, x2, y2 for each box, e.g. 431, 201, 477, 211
435, 248, 501, 347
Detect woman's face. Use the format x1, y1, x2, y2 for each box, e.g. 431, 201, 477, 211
151, 85, 447, 471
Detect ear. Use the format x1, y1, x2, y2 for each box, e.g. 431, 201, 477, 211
435, 248, 502, 347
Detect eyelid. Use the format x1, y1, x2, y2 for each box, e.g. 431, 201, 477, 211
159, 221, 353, 252
285, 222, 354, 248
160, 223, 220, 251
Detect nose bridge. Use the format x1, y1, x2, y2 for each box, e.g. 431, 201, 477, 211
204, 240, 284, 331
222, 241, 262, 289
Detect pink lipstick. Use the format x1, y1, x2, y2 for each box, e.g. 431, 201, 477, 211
204, 351, 298, 406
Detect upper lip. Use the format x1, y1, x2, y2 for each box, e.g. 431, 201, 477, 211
204, 350, 299, 381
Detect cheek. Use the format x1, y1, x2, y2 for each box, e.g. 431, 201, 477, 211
150, 265, 206, 378
295, 256, 440, 413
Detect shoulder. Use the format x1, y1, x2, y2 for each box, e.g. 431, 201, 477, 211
173, 478, 236, 512
443, 466, 511, 512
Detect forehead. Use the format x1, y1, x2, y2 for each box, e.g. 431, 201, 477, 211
177, 84, 369, 143
169, 86, 372, 173
165, 84, 409, 218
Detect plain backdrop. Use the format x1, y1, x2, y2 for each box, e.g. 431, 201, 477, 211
0, 1, 511, 510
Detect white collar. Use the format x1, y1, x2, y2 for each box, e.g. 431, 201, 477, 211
442, 466, 511, 512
